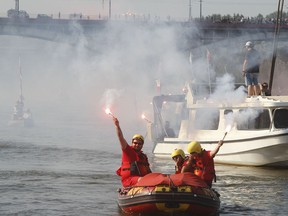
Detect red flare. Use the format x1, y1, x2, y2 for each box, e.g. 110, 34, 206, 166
141, 113, 151, 123
105, 108, 116, 118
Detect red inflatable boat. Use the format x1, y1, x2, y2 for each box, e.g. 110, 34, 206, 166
117, 172, 220, 215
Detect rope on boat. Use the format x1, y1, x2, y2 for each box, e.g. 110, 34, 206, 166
167, 174, 177, 191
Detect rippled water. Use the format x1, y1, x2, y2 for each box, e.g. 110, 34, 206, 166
0, 111, 287, 216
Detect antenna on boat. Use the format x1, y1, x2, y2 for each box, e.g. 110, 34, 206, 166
18, 56, 24, 104
206, 48, 212, 95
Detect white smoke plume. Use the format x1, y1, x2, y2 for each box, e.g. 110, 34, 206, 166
101, 88, 123, 110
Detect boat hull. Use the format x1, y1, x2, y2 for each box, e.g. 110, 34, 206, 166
153, 131, 288, 167
8, 118, 34, 127
117, 173, 220, 215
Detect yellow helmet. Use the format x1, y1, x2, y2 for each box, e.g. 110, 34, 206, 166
132, 134, 144, 143
187, 141, 202, 154
171, 149, 185, 159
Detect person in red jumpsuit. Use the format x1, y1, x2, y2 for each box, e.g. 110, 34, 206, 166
171, 148, 188, 174
113, 117, 152, 187
182, 140, 224, 187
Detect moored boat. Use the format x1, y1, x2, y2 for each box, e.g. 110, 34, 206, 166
150, 82, 288, 167
8, 57, 34, 127
117, 172, 220, 215
8, 97, 34, 127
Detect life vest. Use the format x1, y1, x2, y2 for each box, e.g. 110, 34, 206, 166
175, 157, 189, 174
191, 150, 216, 187
116, 151, 151, 180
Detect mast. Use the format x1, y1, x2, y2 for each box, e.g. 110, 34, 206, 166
269, 0, 284, 93
18, 56, 23, 103
189, 0, 192, 21
200, 0, 202, 21
15, 0, 19, 11
109, 0, 111, 20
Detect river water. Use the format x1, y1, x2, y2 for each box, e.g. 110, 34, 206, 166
0, 109, 287, 216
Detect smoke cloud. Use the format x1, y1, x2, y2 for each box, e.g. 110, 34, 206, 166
0, 20, 286, 148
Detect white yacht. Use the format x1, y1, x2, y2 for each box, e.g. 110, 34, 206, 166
151, 82, 288, 167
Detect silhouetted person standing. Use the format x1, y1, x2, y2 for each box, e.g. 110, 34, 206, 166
242, 41, 261, 96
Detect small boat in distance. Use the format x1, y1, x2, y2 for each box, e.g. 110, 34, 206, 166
117, 172, 220, 215
8, 57, 34, 127
150, 81, 288, 167
9, 96, 34, 127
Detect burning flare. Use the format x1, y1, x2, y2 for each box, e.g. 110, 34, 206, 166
222, 124, 232, 140
225, 125, 232, 133
141, 113, 151, 123
105, 108, 116, 118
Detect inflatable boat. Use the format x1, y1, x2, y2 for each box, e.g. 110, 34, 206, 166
117, 172, 220, 215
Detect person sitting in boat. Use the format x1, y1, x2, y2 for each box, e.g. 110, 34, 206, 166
182, 140, 224, 188
259, 82, 271, 96
113, 117, 152, 188
164, 121, 176, 138
171, 148, 188, 174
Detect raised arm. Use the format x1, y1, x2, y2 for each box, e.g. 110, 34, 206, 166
113, 117, 129, 150
210, 140, 224, 158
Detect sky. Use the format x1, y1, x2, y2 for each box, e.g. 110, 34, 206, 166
0, 0, 281, 20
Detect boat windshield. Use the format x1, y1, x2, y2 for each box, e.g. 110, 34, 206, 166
236, 108, 270, 130
194, 108, 219, 130
273, 108, 288, 129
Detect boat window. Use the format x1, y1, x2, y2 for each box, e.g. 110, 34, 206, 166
224, 110, 233, 115
158, 101, 185, 137
224, 110, 233, 121
224, 109, 234, 126
194, 108, 219, 130
273, 109, 288, 129
236, 108, 270, 130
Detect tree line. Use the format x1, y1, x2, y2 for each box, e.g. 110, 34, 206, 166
200, 11, 288, 24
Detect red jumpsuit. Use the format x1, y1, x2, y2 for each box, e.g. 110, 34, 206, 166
175, 157, 189, 174
116, 145, 151, 187
191, 150, 216, 187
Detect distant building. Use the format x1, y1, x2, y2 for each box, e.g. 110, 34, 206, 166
7, 0, 29, 19
69, 13, 83, 20
7, 9, 29, 19
37, 14, 52, 20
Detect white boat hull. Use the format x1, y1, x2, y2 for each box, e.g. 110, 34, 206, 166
8, 118, 34, 127
153, 130, 288, 167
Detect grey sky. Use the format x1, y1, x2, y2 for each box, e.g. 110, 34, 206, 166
0, 0, 281, 20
